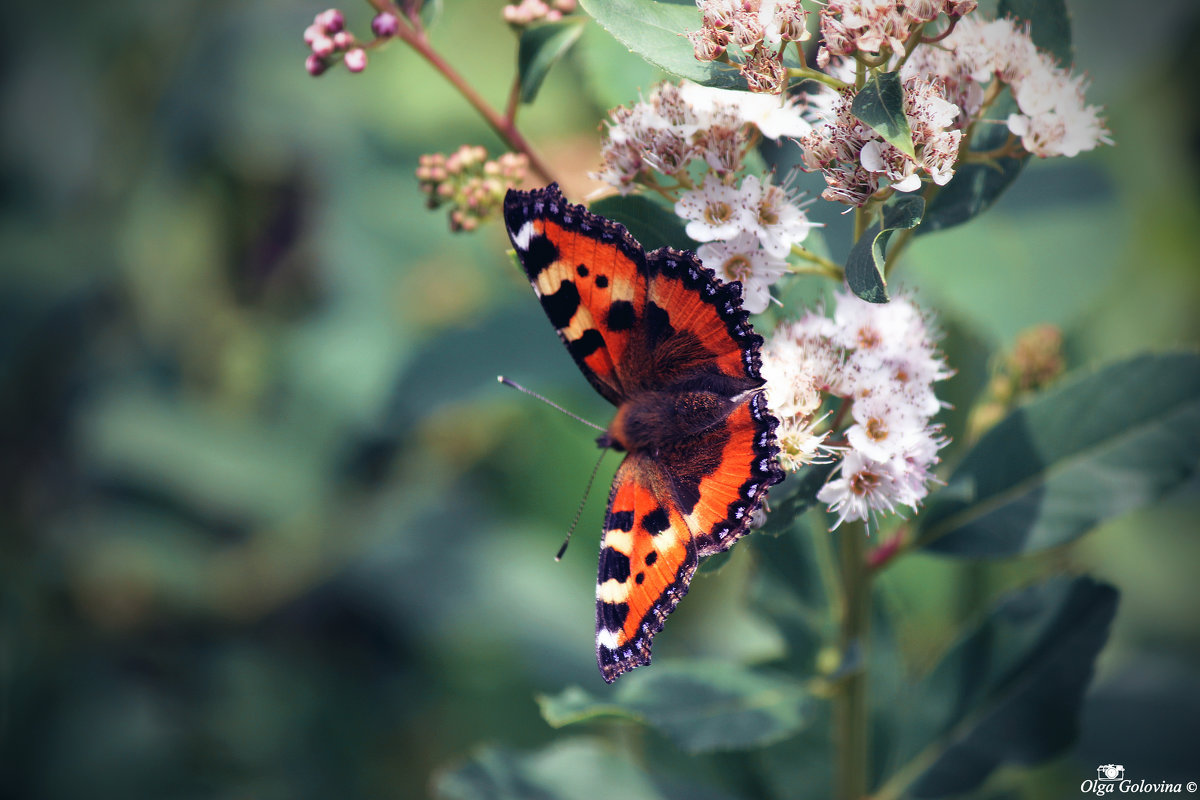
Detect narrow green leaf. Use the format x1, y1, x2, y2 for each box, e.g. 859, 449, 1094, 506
537, 661, 814, 753
919, 353, 1200, 558
419, 0, 443, 31
577, 0, 745, 89
589, 194, 698, 252
844, 196, 925, 303
851, 71, 915, 158
518, 20, 586, 104
903, 577, 1119, 797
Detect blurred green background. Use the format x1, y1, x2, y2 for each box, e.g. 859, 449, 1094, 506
2, 1, 1198, 798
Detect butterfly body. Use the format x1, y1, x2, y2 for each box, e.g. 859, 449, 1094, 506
504, 184, 783, 683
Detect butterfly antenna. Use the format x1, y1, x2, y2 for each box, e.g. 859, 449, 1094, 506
556, 448, 609, 561
497, 376, 606, 433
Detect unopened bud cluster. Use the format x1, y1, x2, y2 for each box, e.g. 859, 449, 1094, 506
417, 147, 529, 232
689, 0, 811, 94
503, 0, 577, 27
968, 324, 1063, 439
303, 8, 368, 75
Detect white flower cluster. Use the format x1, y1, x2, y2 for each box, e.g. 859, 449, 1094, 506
676, 174, 815, 312
903, 16, 1111, 158
761, 290, 951, 528
689, 0, 811, 93
796, 8, 1110, 205
799, 75, 962, 204
593, 81, 818, 312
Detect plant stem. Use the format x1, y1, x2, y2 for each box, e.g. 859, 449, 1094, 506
790, 245, 844, 280
788, 66, 852, 91
377, 1, 558, 184
835, 523, 871, 800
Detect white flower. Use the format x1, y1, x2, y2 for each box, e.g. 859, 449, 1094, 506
676, 175, 746, 242
760, 332, 830, 471
817, 450, 905, 528
738, 175, 816, 257
697, 231, 788, 313
845, 389, 925, 462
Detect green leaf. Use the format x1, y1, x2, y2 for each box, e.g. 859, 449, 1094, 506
433, 739, 670, 800
537, 660, 814, 753
518, 20, 587, 104
899, 577, 1119, 797
999, 0, 1072, 64
851, 71, 915, 159
844, 195, 924, 303
577, 0, 745, 89
749, 515, 833, 673
760, 461, 837, 536
576, 20, 668, 111
919, 353, 1200, 558
589, 194, 698, 252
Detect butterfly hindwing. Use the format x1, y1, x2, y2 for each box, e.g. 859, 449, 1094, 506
596, 456, 698, 683
661, 390, 784, 558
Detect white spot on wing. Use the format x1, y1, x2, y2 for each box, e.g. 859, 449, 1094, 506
597, 578, 630, 603
604, 529, 634, 554
511, 220, 536, 251
597, 628, 621, 648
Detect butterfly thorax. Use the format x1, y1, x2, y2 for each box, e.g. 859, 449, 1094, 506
600, 384, 746, 456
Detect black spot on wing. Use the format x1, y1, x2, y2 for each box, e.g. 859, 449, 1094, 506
576, 264, 589, 277
599, 547, 631, 582
635, 572, 645, 584
644, 551, 658, 566
595, 275, 609, 289
642, 507, 669, 535
522, 234, 559, 280
566, 328, 604, 361
644, 301, 674, 345
541, 279, 580, 329
607, 300, 636, 332
606, 510, 634, 532
598, 600, 629, 630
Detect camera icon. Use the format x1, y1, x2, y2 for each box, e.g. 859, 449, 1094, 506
1097, 765, 1125, 781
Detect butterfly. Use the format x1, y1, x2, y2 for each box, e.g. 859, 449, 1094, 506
503, 184, 784, 683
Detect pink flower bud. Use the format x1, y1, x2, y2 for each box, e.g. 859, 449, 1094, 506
303, 24, 323, 45
344, 48, 367, 73
333, 31, 354, 50
306, 54, 329, 76
371, 12, 400, 38
315, 9, 345, 33
311, 35, 335, 58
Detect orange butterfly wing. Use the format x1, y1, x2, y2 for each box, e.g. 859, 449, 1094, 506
504, 184, 784, 683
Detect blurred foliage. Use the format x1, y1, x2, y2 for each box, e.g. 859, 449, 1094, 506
1, 0, 1198, 798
